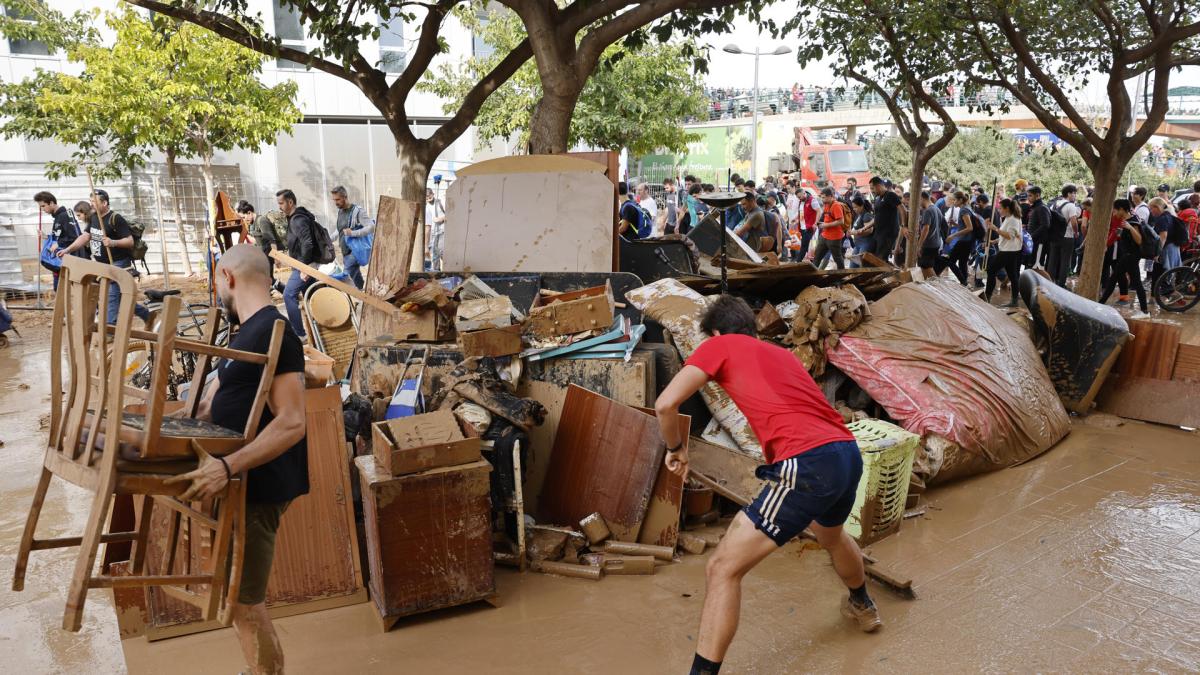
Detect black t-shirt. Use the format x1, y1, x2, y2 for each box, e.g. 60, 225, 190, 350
53, 206, 88, 258
211, 306, 309, 504
619, 198, 642, 240
88, 211, 133, 263
873, 191, 902, 238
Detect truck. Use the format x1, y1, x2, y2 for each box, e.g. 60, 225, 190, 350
768, 127, 870, 191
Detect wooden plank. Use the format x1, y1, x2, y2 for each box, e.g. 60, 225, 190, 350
538, 385, 664, 542
1171, 343, 1200, 383
1097, 374, 1200, 428
359, 196, 421, 343
1117, 319, 1181, 380
687, 436, 765, 504
635, 411, 689, 549
270, 250, 397, 315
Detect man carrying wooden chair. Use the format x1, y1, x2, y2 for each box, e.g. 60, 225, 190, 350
169, 244, 309, 675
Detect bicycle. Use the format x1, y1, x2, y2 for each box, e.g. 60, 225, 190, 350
1153, 253, 1200, 313
122, 289, 230, 401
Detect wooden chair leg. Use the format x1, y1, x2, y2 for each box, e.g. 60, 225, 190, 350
219, 479, 246, 627
62, 483, 116, 632
12, 468, 53, 592
129, 494, 155, 576
202, 480, 240, 620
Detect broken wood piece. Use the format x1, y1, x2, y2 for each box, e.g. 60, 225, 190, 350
579, 513, 611, 546
455, 296, 514, 333
533, 561, 602, 580
603, 541, 674, 562
903, 507, 926, 519
526, 525, 577, 563
678, 533, 708, 555
601, 555, 655, 575
755, 302, 787, 337
270, 250, 397, 315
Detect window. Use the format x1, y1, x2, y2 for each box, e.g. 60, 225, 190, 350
828, 149, 868, 174
807, 153, 827, 181
5, 5, 50, 56
471, 8, 494, 59
272, 1, 307, 70
378, 12, 405, 73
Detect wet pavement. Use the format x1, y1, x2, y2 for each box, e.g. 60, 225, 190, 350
2, 330, 1199, 673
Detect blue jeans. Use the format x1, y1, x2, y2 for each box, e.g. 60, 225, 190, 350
849, 239, 874, 268
1162, 243, 1182, 270
107, 259, 150, 325
283, 268, 315, 338
343, 253, 364, 289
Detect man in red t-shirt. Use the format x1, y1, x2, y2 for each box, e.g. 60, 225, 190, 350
813, 186, 847, 269
654, 296, 881, 675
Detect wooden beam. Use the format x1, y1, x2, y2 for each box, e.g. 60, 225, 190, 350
359, 197, 422, 343
269, 250, 398, 315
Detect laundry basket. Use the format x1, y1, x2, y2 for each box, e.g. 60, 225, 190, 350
845, 419, 920, 546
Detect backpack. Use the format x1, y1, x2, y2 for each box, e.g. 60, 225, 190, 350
311, 217, 336, 264
636, 204, 653, 238
1047, 203, 1069, 240
836, 200, 853, 233
1166, 215, 1189, 247
1139, 221, 1162, 260
1021, 229, 1034, 255
127, 219, 148, 262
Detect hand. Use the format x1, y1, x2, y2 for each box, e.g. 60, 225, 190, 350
342, 228, 352, 237
56, 248, 68, 258
300, 273, 310, 282
664, 448, 690, 478
101, 236, 113, 247
49, 243, 58, 253
164, 446, 229, 501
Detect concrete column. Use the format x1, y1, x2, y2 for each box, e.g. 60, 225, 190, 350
846, 125, 858, 142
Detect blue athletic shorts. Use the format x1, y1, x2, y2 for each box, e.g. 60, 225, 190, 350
743, 440, 864, 546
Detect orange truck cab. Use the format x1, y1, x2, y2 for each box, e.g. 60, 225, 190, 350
771, 127, 870, 191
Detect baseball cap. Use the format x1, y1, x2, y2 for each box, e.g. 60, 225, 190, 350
1157, 183, 1171, 192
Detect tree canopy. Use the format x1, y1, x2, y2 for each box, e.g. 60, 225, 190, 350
421, 6, 706, 156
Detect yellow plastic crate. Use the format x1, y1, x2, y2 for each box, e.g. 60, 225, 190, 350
844, 419, 919, 546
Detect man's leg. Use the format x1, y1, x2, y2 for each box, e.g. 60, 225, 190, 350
829, 239, 846, 270
282, 269, 308, 339
694, 512, 778, 670
344, 253, 363, 289
234, 502, 288, 675
808, 522, 866, 591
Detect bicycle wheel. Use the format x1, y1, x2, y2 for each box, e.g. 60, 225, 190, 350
1153, 265, 1200, 313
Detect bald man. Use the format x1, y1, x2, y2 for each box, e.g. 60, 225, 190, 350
168, 245, 308, 675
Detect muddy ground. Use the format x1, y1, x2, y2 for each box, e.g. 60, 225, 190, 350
2, 278, 1199, 673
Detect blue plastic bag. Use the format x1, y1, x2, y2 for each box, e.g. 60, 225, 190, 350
39, 236, 62, 271
346, 234, 374, 267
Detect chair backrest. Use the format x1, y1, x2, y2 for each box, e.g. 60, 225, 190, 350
51, 257, 136, 478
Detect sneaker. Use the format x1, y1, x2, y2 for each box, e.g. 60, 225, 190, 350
1115, 299, 1130, 307
841, 596, 883, 633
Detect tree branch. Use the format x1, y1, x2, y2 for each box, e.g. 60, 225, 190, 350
391, 0, 458, 107
428, 37, 533, 153
577, 0, 731, 71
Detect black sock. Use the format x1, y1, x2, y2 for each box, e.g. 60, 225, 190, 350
690, 653, 721, 675
849, 583, 871, 606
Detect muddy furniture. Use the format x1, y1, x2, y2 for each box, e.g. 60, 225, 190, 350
356, 455, 496, 631
1019, 269, 1131, 413
11, 257, 281, 631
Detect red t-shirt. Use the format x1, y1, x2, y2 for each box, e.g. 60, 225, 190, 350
685, 334, 854, 464
820, 201, 846, 240
1107, 215, 1124, 248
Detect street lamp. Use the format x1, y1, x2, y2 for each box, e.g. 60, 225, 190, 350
723, 43, 792, 182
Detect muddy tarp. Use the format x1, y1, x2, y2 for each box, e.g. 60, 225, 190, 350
827, 281, 1069, 485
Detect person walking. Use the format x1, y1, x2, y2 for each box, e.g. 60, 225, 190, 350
236, 200, 286, 256
69, 190, 150, 325
276, 189, 319, 339
937, 191, 975, 285
331, 186, 375, 289
425, 187, 447, 271
1099, 199, 1149, 315
847, 195, 875, 269
813, 187, 847, 269
35, 191, 88, 290
653, 295, 881, 675
985, 198, 1024, 307
168, 244, 309, 675
869, 176, 901, 263
916, 190, 944, 275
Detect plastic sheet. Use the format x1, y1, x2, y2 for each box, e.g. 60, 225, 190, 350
827, 281, 1069, 484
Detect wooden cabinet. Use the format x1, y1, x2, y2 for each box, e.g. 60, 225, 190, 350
356, 456, 495, 630
121, 386, 366, 640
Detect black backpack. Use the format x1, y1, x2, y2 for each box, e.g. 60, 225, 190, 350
1046, 202, 1069, 240
1167, 215, 1189, 247
127, 219, 148, 261
310, 218, 336, 264
1139, 221, 1162, 260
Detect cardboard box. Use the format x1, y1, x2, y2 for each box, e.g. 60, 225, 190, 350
459, 323, 524, 358
390, 307, 452, 342
527, 282, 615, 338
371, 409, 482, 476
455, 296, 514, 333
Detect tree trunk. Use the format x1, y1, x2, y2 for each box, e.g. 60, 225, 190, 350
164, 148, 194, 276
398, 143, 431, 272
1075, 161, 1122, 299
904, 151, 930, 269
528, 83, 582, 154
200, 151, 216, 239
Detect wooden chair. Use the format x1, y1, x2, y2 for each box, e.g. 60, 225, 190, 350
11, 256, 283, 631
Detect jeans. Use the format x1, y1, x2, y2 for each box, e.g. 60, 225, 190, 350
1101, 244, 1128, 298
813, 236, 845, 269
1046, 239, 1074, 286
872, 232, 897, 264
283, 268, 315, 338
849, 239, 874, 268
938, 243, 971, 285
107, 259, 150, 325
427, 230, 445, 271
1162, 243, 1182, 270
343, 253, 364, 289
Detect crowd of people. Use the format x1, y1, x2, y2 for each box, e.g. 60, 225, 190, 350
699, 85, 1009, 121
1142, 145, 1200, 177
618, 173, 1200, 316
